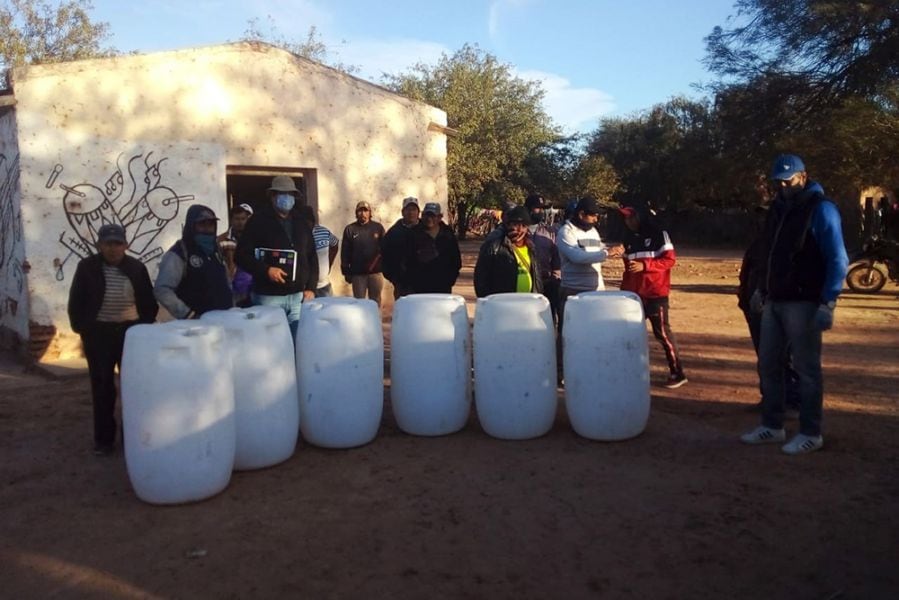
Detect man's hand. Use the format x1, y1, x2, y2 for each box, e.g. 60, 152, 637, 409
625, 259, 645, 273
813, 303, 835, 331
302, 290, 315, 301
749, 289, 766, 314
606, 244, 624, 259
267, 266, 288, 284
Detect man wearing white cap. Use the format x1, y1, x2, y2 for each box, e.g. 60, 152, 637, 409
382, 196, 421, 298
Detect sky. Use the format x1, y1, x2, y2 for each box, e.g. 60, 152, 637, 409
89, 0, 744, 134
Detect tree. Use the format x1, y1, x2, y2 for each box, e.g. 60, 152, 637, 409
704, 0, 899, 129
572, 154, 620, 206
383, 44, 557, 236
241, 17, 357, 74
0, 0, 114, 86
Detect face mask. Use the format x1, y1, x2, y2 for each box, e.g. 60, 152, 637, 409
529, 210, 544, 224
195, 233, 216, 256
275, 193, 295, 213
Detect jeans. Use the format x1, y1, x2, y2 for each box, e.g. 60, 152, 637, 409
252, 291, 304, 341
759, 301, 823, 436
744, 308, 800, 406
350, 273, 384, 307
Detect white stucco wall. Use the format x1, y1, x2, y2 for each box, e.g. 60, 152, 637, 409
0, 107, 28, 345
9, 42, 448, 359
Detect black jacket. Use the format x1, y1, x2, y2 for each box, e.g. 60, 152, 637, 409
341, 220, 385, 276
474, 226, 542, 297
236, 202, 319, 296
382, 218, 417, 285
405, 222, 462, 294
68, 254, 158, 334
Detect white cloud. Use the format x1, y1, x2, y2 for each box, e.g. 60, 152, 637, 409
334, 39, 450, 83
517, 69, 617, 134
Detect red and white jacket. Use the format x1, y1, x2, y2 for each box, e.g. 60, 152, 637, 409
620, 224, 676, 299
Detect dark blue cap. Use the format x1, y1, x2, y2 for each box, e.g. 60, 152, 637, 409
770, 154, 806, 180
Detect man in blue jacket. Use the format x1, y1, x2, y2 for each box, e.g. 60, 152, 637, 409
740, 154, 849, 455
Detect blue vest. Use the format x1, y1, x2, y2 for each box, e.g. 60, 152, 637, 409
171, 241, 233, 315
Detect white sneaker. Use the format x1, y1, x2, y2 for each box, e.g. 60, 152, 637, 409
781, 434, 823, 455
740, 426, 786, 445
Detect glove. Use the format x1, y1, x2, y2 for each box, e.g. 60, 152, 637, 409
813, 303, 835, 331
749, 289, 766, 314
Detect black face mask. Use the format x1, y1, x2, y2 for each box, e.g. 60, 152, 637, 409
528, 210, 544, 224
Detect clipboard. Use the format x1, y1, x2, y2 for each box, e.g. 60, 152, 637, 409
255, 247, 297, 283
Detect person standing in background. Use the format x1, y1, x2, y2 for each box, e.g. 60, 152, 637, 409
68, 224, 158, 456
341, 200, 386, 307
300, 205, 339, 297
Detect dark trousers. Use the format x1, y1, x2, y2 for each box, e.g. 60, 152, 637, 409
542, 278, 561, 329
643, 297, 684, 377
81, 321, 133, 447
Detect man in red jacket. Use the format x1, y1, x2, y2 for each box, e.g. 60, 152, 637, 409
618, 206, 687, 389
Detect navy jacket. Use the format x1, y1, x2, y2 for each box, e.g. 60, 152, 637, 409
68, 254, 158, 334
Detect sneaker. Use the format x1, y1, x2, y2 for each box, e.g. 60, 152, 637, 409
740, 425, 786, 445
93, 443, 114, 456
781, 434, 823, 455
663, 373, 688, 389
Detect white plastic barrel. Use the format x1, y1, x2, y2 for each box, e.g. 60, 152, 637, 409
473, 293, 557, 439
201, 306, 298, 470
121, 322, 235, 504
296, 297, 384, 448
562, 291, 650, 440
390, 294, 471, 436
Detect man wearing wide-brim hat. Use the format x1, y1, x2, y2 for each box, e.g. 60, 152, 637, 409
236, 175, 319, 339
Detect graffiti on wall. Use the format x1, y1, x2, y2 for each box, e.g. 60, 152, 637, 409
54, 152, 195, 279
0, 152, 24, 321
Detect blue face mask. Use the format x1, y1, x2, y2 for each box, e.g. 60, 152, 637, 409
195, 233, 216, 255
275, 193, 295, 213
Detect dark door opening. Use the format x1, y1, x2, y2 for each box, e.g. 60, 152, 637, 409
225, 166, 318, 224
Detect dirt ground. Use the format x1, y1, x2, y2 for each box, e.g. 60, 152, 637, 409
2, 239, 898, 599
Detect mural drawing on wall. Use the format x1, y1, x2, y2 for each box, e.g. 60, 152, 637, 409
54, 152, 194, 280
0, 152, 25, 321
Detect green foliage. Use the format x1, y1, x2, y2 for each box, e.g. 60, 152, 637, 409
588, 97, 726, 210
705, 0, 899, 130
383, 44, 557, 217
0, 0, 114, 84
573, 155, 620, 205
241, 17, 357, 74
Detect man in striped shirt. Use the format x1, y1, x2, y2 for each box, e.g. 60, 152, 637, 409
68, 224, 158, 455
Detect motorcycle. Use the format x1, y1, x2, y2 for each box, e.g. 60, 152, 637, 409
845, 236, 899, 293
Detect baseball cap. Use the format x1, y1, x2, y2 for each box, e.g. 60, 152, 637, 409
97, 223, 126, 243
504, 205, 532, 225
617, 206, 637, 218
524, 194, 546, 210
422, 202, 441, 215
268, 175, 299, 193
195, 207, 219, 222
356, 201, 371, 211
236, 203, 254, 216
770, 154, 806, 180
402, 196, 419, 208
576, 197, 602, 215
